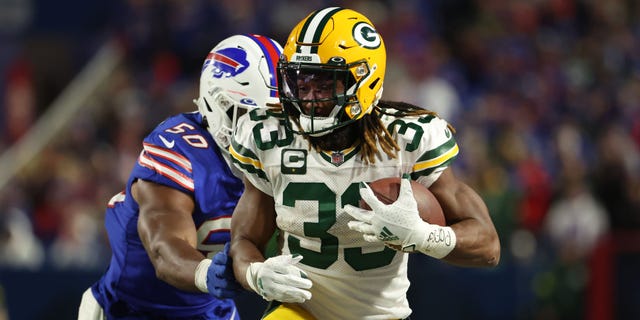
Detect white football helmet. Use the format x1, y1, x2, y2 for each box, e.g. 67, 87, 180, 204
195, 34, 282, 152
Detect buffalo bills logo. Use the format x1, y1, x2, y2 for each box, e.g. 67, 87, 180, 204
202, 47, 250, 78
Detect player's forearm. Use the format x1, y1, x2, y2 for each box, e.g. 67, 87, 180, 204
431, 175, 500, 267
229, 237, 267, 291
149, 237, 206, 292
441, 218, 500, 267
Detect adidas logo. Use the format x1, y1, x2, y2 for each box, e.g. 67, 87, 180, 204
377, 227, 399, 242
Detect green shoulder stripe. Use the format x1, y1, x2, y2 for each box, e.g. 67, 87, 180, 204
229, 139, 268, 181
412, 137, 459, 178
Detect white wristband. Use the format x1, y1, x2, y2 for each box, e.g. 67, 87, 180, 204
245, 262, 261, 294
416, 225, 457, 259
194, 259, 212, 293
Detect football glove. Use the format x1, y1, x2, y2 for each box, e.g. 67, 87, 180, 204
194, 242, 243, 299
343, 175, 457, 259
245, 254, 312, 303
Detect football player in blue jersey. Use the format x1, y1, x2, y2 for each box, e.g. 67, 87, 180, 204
77, 34, 283, 319
227, 7, 500, 320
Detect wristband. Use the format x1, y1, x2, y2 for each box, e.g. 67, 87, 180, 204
194, 258, 212, 293
415, 224, 457, 259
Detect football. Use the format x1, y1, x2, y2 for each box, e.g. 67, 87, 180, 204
359, 177, 445, 226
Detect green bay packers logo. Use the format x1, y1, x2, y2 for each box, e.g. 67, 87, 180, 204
353, 22, 380, 49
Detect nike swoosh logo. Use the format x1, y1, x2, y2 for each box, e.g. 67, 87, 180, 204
159, 135, 175, 148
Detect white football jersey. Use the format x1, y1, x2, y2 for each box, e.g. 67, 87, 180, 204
230, 108, 459, 320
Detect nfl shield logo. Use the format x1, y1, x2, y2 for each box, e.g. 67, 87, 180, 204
331, 151, 344, 166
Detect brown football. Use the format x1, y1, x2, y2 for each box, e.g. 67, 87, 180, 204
359, 177, 445, 226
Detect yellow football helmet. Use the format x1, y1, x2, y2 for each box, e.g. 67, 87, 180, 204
278, 7, 386, 136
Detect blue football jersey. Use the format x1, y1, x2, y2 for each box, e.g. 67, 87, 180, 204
91, 111, 242, 319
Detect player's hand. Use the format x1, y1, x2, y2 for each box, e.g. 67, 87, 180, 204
344, 175, 422, 248
207, 242, 243, 299
245, 254, 312, 303
344, 175, 455, 258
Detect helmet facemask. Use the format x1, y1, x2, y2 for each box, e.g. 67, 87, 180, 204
278, 57, 372, 137
195, 88, 250, 153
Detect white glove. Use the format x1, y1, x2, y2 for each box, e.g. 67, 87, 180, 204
343, 176, 457, 259
245, 254, 312, 303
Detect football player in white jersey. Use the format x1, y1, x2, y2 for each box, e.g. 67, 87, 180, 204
228, 7, 500, 320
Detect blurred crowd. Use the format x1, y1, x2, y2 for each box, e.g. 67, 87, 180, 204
1, 0, 639, 319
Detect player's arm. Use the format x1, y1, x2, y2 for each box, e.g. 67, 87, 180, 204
135, 179, 241, 298
345, 170, 499, 267
230, 177, 312, 303
428, 167, 500, 267
229, 177, 277, 284
134, 179, 204, 291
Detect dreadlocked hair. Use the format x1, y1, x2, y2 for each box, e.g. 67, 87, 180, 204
282, 100, 456, 165
359, 108, 398, 164
359, 100, 457, 164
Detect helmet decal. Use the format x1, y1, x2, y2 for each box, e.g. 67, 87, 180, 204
207, 48, 249, 78
353, 22, 380, 49
240, 97, 257, 106
296, 7, 344, 54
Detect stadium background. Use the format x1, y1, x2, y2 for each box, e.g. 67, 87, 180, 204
0, 0, 638, 319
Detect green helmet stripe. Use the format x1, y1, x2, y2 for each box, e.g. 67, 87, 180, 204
297, 7, 344, 54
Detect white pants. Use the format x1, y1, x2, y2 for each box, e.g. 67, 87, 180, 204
78, 288, 105, 320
